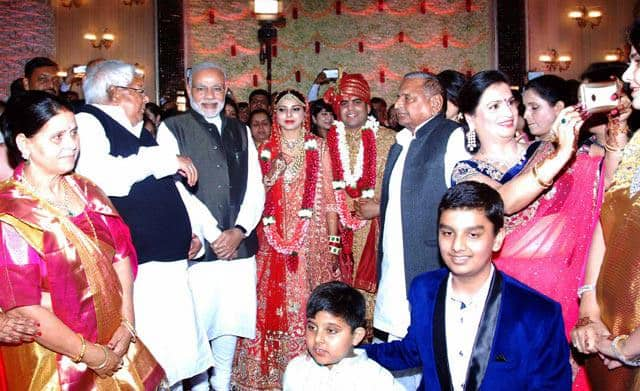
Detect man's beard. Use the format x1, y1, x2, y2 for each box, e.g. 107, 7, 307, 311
191, 99, 224, 119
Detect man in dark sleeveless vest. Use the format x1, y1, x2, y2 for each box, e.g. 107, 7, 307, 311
372, 72, 469, 389
157, 62, 264, 391
75, 60, 216, 391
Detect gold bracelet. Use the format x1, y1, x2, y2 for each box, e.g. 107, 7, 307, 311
604, 143, 624, 153
121, 318, 137, 343
532, 162, 553, 189
89, 344, 110, 370
71, 334, 87, 363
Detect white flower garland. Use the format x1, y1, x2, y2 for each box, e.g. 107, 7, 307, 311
333, 116, 379, 188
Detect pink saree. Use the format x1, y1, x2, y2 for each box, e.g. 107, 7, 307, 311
453, 141, 605, 390
0, 165, 164, 390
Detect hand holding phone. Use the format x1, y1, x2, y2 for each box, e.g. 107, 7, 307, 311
578, 81, 620, 114
322, 68, 339, 80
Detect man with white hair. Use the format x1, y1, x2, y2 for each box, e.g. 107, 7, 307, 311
75, 60, 216, 391
156, 62, 264, 391
373, 72, 469, 389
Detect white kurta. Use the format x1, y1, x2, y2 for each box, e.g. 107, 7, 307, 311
283, 349, 404, 391
75, 104, 216, 386
156, 116, 264, 340
374, 122, 468, 339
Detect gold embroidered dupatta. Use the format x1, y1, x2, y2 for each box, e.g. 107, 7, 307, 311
0, 174, 164, 390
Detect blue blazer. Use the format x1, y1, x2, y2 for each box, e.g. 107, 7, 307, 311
364, 268, 571, 390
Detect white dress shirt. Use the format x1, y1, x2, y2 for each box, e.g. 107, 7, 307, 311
374, 119, 469, 338
445, 265, 495, 391
283, 349, 404, 391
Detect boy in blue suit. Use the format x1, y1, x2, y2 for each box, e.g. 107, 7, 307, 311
364, 181, 571, 390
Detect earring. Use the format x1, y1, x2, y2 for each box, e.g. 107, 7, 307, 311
466, 128, 477, 151
22, 152, 30, 163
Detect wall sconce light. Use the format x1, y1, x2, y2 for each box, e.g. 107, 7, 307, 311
604, 48, 625, 62
568, 6, 602, 28
56, 71, 68, 78
60, 0, 82, 7
122, 0, 145, 5
84, 30, 114, 49
538, 49, 572, 72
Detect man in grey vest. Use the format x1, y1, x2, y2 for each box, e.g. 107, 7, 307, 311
156, 62, 264, 391
373, 72, 469, 389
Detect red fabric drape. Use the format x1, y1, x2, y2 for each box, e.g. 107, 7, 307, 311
0, 355, 7, 391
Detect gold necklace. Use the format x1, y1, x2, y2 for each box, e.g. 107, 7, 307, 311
283, 148, 305, 184
21, 174, 76, 216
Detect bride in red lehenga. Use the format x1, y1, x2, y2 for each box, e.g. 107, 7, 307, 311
232, 89, 341, 390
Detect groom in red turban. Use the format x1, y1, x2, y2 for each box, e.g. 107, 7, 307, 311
321, 72, 396, 336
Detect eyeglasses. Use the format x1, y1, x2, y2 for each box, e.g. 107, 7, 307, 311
113, 85, 145, 95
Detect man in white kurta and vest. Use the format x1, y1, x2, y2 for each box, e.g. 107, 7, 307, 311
75, 60, 218, 391
374, 72, 469, 389
156, 62, 264, 391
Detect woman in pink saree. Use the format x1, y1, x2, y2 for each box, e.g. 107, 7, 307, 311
451, 70, 600, 389
0, 91, 164, 390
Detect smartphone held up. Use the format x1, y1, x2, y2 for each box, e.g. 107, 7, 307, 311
578, 81, 620, 114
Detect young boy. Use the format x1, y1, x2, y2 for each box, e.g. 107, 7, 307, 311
283, 281, 404, 391
364, 181, 571, 390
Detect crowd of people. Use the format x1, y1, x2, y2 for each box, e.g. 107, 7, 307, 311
2, 18, 640, 391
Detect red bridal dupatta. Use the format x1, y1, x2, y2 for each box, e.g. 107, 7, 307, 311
0, 165, 164, 390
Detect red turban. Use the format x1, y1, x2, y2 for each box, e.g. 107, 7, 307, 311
323, 73, 371, 120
